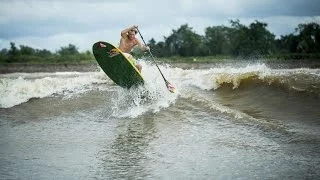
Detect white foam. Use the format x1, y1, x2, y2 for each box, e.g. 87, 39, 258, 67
1, 61, 317, 113
168, 63, 272, 91
109, 60, 179, 118
0, 72, 108, 108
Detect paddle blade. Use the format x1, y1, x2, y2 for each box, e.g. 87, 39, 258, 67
166, 81, 176, 93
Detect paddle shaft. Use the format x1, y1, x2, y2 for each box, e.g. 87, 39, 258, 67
136, 28, 169, 84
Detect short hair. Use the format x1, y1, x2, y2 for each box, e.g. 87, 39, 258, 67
129, 29, 137, 34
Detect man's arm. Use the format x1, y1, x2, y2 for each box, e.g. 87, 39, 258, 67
136, 39, 149, 51
121, 25, 137, 38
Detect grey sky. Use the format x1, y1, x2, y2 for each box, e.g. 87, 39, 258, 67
1, 0, 319, 51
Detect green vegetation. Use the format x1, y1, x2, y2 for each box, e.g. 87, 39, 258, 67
143, 20, 320, 60
1, 20, 320, 64
0, 43, 95, 64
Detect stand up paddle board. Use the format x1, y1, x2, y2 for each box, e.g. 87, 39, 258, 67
92, 41, 144, 89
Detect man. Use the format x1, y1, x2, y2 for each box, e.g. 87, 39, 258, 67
118, 25, 149, 73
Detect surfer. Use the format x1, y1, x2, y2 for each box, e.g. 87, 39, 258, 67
119, 25, 149, 73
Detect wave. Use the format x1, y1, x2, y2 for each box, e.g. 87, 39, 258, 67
172, 63, 320, 96
0, 61, 179, 113
1, 62, 319, 113
0, 72, 109, 108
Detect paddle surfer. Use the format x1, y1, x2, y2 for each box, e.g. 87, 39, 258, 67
119, 25, 149, 73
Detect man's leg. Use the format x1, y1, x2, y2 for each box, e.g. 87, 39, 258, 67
123, 52, 133, 60
123, 52, 142, 73
136, 64, 142, 73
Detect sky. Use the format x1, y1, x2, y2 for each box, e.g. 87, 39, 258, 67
1, 0, 320, 52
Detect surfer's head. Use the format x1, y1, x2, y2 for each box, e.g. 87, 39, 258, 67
130, 28, 138, 34
128, 29, 137, 39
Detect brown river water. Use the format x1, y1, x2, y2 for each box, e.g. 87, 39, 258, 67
0, 60, 319, 179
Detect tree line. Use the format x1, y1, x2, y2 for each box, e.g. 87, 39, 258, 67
0, 43, 94, 63
144, 20, 320, 59
1, 20, 320, 63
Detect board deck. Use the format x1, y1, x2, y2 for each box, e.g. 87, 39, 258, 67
92, 41, 144, 89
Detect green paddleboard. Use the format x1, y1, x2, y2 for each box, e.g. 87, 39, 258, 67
92, 41, 144, 89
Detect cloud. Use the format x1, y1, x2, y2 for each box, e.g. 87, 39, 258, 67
0, 0, 319, 51
0, 1, 135, 37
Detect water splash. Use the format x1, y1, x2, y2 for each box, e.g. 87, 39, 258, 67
1, 61, 319, 110
109, 60, 178, 118
0, 72, 108, 108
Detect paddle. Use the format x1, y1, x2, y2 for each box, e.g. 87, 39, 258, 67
136, 28, 176, 93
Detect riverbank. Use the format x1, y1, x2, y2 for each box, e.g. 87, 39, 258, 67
1, 59, 320, 73
0, 63, 100, 74
167, 59, 320, 69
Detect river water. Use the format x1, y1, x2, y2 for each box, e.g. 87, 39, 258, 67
0, 60, 319, 179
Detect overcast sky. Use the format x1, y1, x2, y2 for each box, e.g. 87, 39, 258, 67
1, 0, 320, 52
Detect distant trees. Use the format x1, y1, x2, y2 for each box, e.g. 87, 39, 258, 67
163, 24, 204, 57
0, 43, 94, 63
57, 44, 79, 55
147, 20, 320, 59
1, 20, 319, 63
295, 23, 320, 53
8, 42, 19, 56
228, 20, 276, 56
204, 25, 233, 55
